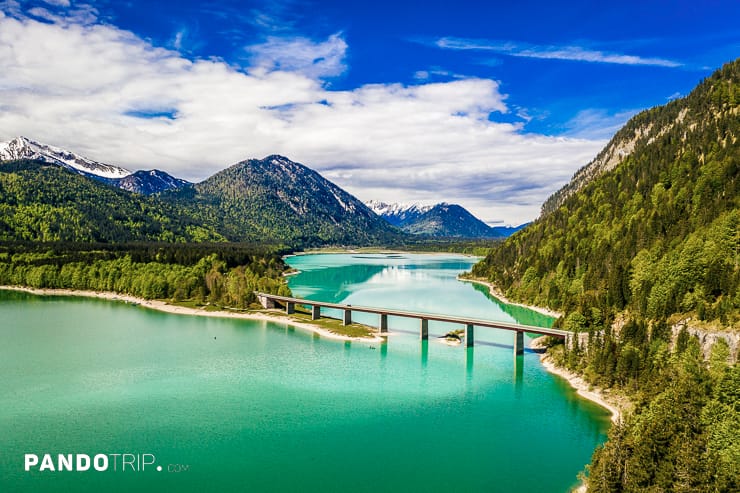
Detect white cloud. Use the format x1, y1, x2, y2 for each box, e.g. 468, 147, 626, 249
666, 91, 682, 101
0, 11, 604, 225
41, 0, 70, 6
563, 109, 638, 140
435, 37, 682, 68
246, 32, 348, 80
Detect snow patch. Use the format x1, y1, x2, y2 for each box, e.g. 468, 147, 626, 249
0, 136, 131, 178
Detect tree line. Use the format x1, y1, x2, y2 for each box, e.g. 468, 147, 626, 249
0, 242, 291, 308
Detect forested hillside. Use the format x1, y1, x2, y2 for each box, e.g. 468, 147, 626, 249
168, 154, 401, 246
0, 155, 403, 248
473, 59, 740, 492
474, 59, 739, 327
0, 161, 223, 243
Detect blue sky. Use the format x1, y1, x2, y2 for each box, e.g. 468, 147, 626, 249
0, 0, 738, 224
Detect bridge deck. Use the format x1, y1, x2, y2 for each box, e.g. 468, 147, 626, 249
255, 293, 567, 338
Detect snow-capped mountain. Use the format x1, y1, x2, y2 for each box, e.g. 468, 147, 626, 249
113, 170, 190, 194
366, 200, 526, 238
0, 136, 131, 179
0, 136, 191, 194
365, 200, 432, 227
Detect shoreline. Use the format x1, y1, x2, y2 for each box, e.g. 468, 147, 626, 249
0, 285, 384, 344
539, 353, 623, 493
459, 277, 562, 318
531, 336, 622, 424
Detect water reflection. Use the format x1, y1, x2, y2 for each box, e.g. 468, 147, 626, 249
465, 347, 474, 379
513, 354, 524, 397
468, 282, 556, 327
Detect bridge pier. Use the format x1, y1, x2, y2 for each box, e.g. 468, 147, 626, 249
514, 331, 524, 355
379, 313, 388, 333
420, 319, 429, 340
311, 305, 321, 320
465, 324, 475, 347
286, 302, 295, 315
257, 294, 276, 309
343, 308, 352, 326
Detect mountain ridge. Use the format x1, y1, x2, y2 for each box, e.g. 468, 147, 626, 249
0, 136, 131, 179
0, 136, 189, 195
172, 155, 399, 246
367, 200, 524, 238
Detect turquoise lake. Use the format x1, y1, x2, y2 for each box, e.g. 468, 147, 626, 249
0, 253, 609, 492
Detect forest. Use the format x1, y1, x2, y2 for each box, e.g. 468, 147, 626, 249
0, 242, 291, 308
474, 59, 740, 491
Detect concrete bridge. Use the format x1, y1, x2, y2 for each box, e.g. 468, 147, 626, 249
256, 292, 569, 354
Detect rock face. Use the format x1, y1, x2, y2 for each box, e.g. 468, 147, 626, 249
541, 106, 695, 216
671, 321, 740, 362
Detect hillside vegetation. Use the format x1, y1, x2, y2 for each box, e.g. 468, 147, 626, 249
473, 59, 740, 492
169, 155, 400, 247
474, 60, 739, 328
0, 161, 224, 243
0, 242, 291, 307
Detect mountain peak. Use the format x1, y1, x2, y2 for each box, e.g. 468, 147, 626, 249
366, 200, 519, 238
0, 136, 131, 179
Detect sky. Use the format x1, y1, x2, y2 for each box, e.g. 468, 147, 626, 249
0, 0, 738, 225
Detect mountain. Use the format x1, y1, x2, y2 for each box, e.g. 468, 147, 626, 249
365, 201, 431, 227
0, 154, 401, 247
0, 136, 131, 179
0, 136, 190, 195
474, 60, 740, 319
112, 169, 190, 194
167, 155, 401, 246
402, 203, 497, 237
367, 200, 521, 238
0, 160, 222, 243
473, 59, 740, 491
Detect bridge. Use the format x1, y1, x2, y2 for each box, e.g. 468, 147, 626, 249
255, 292, 569, 355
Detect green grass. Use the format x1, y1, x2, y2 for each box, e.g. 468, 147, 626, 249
287, 307, 377, 338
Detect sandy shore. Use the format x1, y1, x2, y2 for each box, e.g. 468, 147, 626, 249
539, 354, 622, 424
459, 277, 562, 318
0, 285, 384, 343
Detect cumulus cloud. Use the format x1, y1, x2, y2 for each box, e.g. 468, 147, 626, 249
434, 37, 683, 68
0, 10, 604, 225
246, 33, 348, 79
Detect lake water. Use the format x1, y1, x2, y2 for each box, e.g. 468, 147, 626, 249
0, 253, 609, 492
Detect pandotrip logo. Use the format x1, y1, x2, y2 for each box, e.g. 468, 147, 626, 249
24, 453, 190, 473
